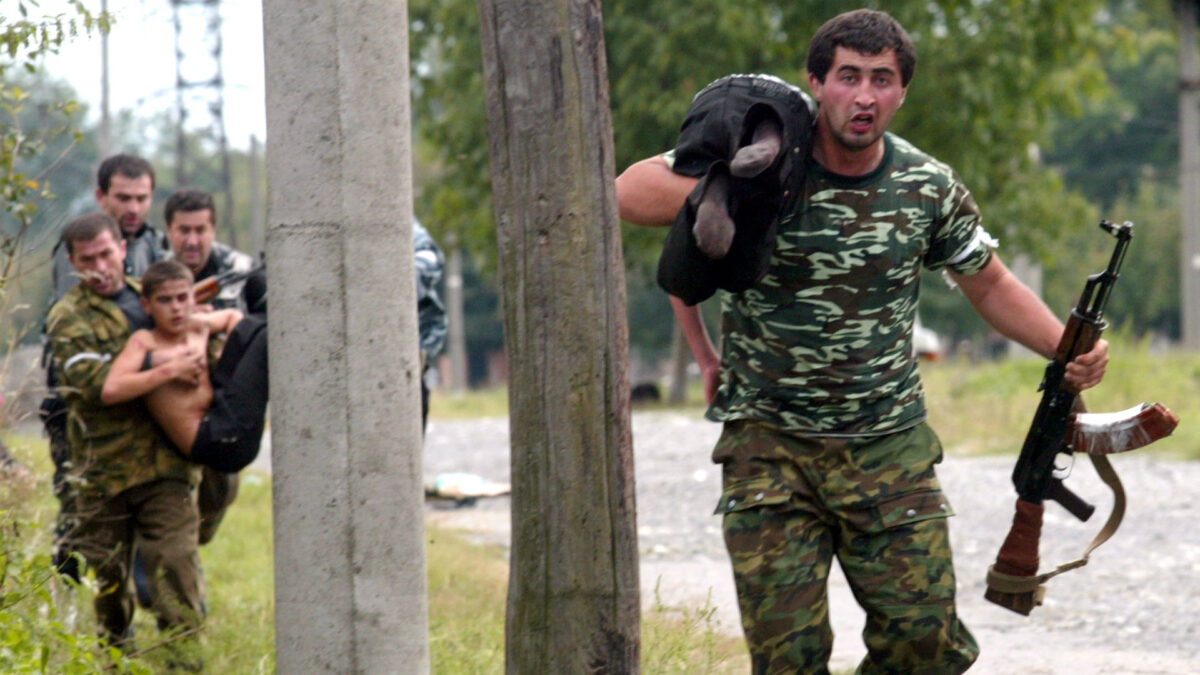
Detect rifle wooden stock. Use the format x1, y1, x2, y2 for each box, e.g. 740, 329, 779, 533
985, 499, 1044, 615
193, 277, 220, 304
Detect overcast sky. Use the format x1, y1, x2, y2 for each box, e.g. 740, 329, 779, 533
36, 0, 267, 149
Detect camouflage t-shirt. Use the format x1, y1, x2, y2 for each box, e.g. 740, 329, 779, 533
706, 133, 994, 436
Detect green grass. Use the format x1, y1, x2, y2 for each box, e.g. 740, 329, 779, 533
1, 431, 747, 673
426, 527, 749, 672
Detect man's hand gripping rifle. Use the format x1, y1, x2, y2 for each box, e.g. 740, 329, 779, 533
984, 220, 1179, 615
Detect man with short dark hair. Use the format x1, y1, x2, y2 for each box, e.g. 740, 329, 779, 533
163, 188, 257, 312
161, 188, 258, 545
617, 9, 1109, 673
46, 213, 204, 650
50, 154, 167, 301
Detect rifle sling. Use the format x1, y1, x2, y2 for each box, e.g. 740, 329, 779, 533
986, 453, 1126, 595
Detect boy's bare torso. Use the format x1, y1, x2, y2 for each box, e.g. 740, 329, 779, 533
136, 319, 216, 453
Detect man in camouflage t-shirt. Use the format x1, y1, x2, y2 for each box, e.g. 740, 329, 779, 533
616, 9, 1110, 674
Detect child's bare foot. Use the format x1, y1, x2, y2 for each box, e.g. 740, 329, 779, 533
730, 119, 782, 178
693, 173, 734, 259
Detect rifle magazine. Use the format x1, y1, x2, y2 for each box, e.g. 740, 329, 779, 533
1070, 402, 1179, 455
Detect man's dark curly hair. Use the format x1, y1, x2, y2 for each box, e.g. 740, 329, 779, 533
97, 154, 155, 193
806, 9, 916, 87
164, 188, 217, 229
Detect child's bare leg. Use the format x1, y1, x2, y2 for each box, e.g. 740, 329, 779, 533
730, 118, 782, 178
693, 171, 735, 259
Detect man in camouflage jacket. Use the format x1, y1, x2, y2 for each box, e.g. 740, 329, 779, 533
617, 9, 1110, 674
47, 213, 204, 647
414, 218, 447, 430
43, 155, 168, 581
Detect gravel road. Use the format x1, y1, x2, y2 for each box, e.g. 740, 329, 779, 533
421, 411, 1200, 674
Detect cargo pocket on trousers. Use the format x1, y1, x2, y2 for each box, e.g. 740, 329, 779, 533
846, 488, 954, 534
713, 477, 793, 516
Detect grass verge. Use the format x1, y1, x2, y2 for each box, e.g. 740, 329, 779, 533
2, 432, 749, 673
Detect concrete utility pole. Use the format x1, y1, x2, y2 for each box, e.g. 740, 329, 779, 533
262, 1, 428, 672
249, 134, 265, 254
1180, 0, 1200, 348
477, 0, 640, 671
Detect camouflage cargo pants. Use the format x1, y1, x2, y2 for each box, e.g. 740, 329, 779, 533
713, 420, 979, 674
69, 479, 205, 644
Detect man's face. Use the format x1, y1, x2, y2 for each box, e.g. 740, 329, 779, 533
142, 278, 193, 336
68, 229, 127, 297
96, 174, 154, 236
809, 46, 908, 153
167, 209, 216, 273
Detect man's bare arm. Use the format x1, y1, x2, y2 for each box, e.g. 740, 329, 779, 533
196, 308, 243, 335
100, 331, 204, 404
669, 296, 722, 404
950, 254, 1109, 390
616, 155, 697, 226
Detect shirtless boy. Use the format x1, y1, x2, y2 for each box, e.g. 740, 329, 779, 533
102, 260, 269, 472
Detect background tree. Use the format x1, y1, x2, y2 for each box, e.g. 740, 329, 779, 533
413, 0, 1128, 360
476, 0, 640, 669
1, 1, 105, 380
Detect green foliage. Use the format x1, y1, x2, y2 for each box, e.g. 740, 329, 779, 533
1, 432, 276, 673
411, 0, 1114, 264
0, 435, 149, 674
1042, 184, 1181, 339
1044, 0, 1178, 209
0, 1, 105, 348
0, 0, 104, 235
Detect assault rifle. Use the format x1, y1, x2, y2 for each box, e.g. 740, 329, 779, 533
984, 220, 1178, 615
193, 265, 260, 305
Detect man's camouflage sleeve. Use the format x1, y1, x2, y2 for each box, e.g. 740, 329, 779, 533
413, 219, 447, 357
46, 296, 116, 407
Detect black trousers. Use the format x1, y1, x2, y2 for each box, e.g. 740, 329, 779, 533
190, 316, 269, 473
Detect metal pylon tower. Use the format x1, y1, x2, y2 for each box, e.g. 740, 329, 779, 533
171, 0, 236, 248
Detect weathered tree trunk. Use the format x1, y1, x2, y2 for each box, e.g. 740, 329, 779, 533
476, 0, 640, 671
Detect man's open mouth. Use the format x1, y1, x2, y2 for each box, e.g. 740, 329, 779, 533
849, 112, 874, 131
